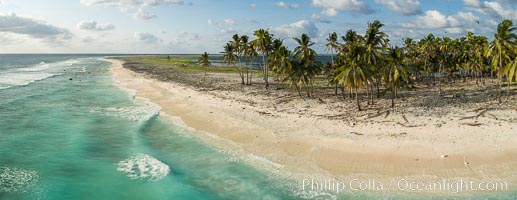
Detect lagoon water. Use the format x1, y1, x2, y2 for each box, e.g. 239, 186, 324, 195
0, 55, 514, 200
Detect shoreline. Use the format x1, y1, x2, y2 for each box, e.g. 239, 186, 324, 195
105, 58, 517, 195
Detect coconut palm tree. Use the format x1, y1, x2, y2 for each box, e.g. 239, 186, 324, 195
325, 32, 340, 95
270, 39, 285, 89
293, 33, 318, 97
198, 52, 211, 81
437, 36, 452, 93
325, 32, 339, 65
418, 33, 437, 86
487, 19, 517, 101
231, 34, 246, 85
293, 34, 317, 64
364, 20, 389, 99
244, 41, 258, 85
335, 35, 368, 111
252, 29, 273, 90
223, 42, 237, 69
384, 46, 409, 107
466, 33, 489, 85
403, 37, 419, 80
270, 45, 294, 92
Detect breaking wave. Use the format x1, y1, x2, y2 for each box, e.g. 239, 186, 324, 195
117, 154, 170, 181
88, 105, 160, 122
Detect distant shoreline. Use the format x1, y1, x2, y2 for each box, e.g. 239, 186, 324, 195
106, 57, 517, 195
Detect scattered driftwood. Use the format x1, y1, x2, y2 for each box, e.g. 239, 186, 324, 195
350, 132, 364, 136
485, 113, 498, 120
473, 108, 485, 112
366, 111, 383, 119
384, 110, 391, 118
460, 108, 493, 120
257, 111, 271, 115
460, 122, 483, 126
402, 115, 409, 123
397, 122, 420, 128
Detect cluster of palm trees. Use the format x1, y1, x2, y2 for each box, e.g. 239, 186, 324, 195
201, 19, 517, 111
221, 30, 321, 96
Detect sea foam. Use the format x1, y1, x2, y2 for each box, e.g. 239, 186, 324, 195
88, 105, 160, 122
16, 62, 50, 72
0, 72, 58, 90
117, 154, 170, 181
0, 167, 39, 193
0, 59, 81, 90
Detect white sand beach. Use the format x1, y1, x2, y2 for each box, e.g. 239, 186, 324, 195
107, 58, 517, 194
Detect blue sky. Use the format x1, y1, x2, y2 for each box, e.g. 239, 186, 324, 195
0, 0, 515, 54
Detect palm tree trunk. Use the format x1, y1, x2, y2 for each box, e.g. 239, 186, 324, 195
245, 59, 249, 85
238, 56, 245, 85
341, 86, 346, 99
295, 84, 302, 97
355, 86, 362, 111
330, 50, 334, 65
376, 80, 380, 98
391, 85, 396, 108
204, 67, 207, 82
276, 75, 280, 90
370, 83, 372, 105
249, 59, 254, 85
334, 83, 338, 96
262, 54, 269, 90
498, 55, 502, 103
366, 84, 371, 105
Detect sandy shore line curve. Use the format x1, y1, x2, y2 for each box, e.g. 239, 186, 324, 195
105, 58, 517, 194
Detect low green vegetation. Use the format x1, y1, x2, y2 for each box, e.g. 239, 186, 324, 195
117, 55, 261, 74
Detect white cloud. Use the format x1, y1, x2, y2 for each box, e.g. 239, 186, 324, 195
414, 10, 449, 29
310, 14, 331, 24
81, 0, 186, 20
170, 32, 200, 45
134, 32, 160, 43
224, 19, 235, 26
134, 9, 157, 20
178, 32, 199, 40
275, 1, 300, 9
80, 0, 185, 7
456, 11, 480, 23
219, 28, 234, 34
250, 3, 256, 8
396, 9, 488, 37
0, 13, 71, 41
312, 0, 374, 16
322, 8, 338, 16
0, 32, 22, 45
77, 20, 115, 31
375, 0, 421, 15
482, 1, 515, 19
272, 20, 318, 38
445, 27, 463, 34
464, 0, 517, 21
81, 36, 95, 43
463, 0, 480, 7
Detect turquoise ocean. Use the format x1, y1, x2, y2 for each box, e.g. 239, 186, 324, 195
0, 55, 515, 200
